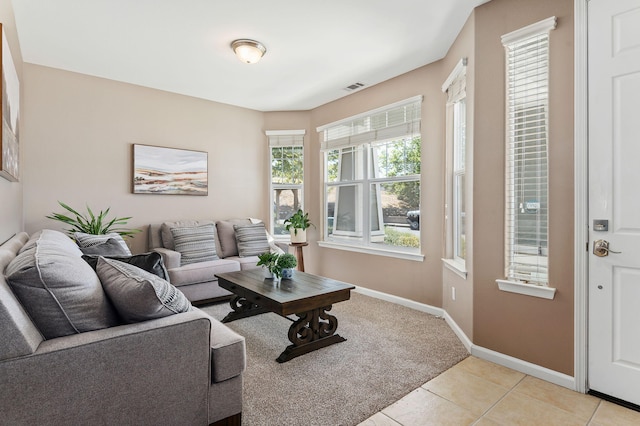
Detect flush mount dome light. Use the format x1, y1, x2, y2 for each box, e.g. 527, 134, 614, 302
231, 39, 266, 64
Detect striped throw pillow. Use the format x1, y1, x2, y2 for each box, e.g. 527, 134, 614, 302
75, 232, 131, 256
170, 224, 219, 266
234, 223, 270, 257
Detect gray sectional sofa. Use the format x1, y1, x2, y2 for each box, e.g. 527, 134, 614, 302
0, 230, 246, 425
148, 218, 285, 304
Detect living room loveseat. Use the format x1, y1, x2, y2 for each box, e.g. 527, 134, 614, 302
0, 230, 245, 425
148, 218, 285, 304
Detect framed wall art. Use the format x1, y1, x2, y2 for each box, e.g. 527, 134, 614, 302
0, 25, 20, 182
132, 144, 208, 195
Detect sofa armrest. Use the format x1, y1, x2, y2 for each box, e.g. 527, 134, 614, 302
152, 247, 181, 269
0, 310, 214, 425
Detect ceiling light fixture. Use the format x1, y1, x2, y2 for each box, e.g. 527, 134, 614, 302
231, 39, 266, 64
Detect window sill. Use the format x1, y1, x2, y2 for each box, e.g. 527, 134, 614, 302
442, 259, 467, 279
318, 241, 424, 262
496, 279, 556, 300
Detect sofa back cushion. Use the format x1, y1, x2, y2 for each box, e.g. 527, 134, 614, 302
0, 232, 43, 361
5, 229, 120, 339
215, 219, 251, 258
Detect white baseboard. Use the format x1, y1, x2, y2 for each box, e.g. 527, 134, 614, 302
443, 311, 473, 352
354, 286, 444, 317
471, 346, 575, 390
354, 286, 576, 391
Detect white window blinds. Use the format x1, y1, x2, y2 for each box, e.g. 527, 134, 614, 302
318, 96, 422, 151
266, 130, 305, 147
442, 58, 467, 104
502, 17, 556, 285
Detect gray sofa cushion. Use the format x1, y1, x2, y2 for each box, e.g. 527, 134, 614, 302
208, 317, 247, 383
167, 258, 241, 287
97, 258, 192, 323
234, 223, 270, 257
75, 232, 132, 255
0, 232, 44, 360
215, 219, 251, 258
171, 224, 219, 266
5, 229, 120, 339
224, 256, 262, 271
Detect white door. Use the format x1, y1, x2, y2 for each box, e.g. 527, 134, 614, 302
588, 0, 640, 406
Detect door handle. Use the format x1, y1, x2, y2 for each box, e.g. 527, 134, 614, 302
593, 239, 622, 257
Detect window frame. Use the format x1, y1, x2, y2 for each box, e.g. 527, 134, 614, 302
318, 97, 423, 260
442, 58, 468, 276
266, 130, 305, 240
501, 17, 556, 287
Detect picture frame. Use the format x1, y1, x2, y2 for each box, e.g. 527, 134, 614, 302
0, 25, 20, 182
132, 144, 208, 195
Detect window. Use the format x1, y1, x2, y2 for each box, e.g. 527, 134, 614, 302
453, 100, 466, 262
501, 17, 556, 286
318, 97, 422, 256
266, 130, 305, 238
443, 59, 467, 271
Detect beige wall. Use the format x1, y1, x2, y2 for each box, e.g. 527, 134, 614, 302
308, 63, 447, 307
441, 13, 476, 339
472, 0, 574, 375
21, 65, 267, 254
0, 0, 23, 243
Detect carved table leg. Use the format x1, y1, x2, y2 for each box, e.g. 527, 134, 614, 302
221, 295, 269, 323
276, 305, 346, 363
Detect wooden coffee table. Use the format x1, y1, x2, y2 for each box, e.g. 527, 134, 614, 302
215, 269, 355, 363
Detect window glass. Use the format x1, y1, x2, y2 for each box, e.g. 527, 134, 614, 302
453, 100, 466, 261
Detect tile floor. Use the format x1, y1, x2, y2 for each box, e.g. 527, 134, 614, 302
358, 356, 640, 426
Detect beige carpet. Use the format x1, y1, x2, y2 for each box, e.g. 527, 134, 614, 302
200, 291, 468, 426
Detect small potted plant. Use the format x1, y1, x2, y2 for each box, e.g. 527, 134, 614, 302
257, 252, 297, 281
283, 209, 315, 243
277, 253, 298, 279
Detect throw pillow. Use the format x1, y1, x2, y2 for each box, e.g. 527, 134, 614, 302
96, 257, 192, 323
249, 217, 285, 255
234, 223, 271, 257
74, 232, 132, 256
82, 251, 170, 282
79, 238, 131, 256
5, 229, 120, 339
160, 220, 214, 250
170, 224, 219, 266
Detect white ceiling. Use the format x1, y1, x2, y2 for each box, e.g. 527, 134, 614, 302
12, 0, 490, 112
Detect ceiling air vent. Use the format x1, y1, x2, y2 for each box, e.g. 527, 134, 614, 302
344, 82, 365, 92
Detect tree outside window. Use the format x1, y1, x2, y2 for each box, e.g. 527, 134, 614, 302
267, 131, 305, 237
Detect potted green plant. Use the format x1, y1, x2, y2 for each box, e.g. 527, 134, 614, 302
283, 209, 315, 243
277, 253, 298, 279
257, 252, 297, 280
46, 201, 140, 239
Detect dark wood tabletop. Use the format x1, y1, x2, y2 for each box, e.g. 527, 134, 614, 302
215, 268, 355, 317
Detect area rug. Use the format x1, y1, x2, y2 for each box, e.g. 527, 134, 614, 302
200, 291, 468, 426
